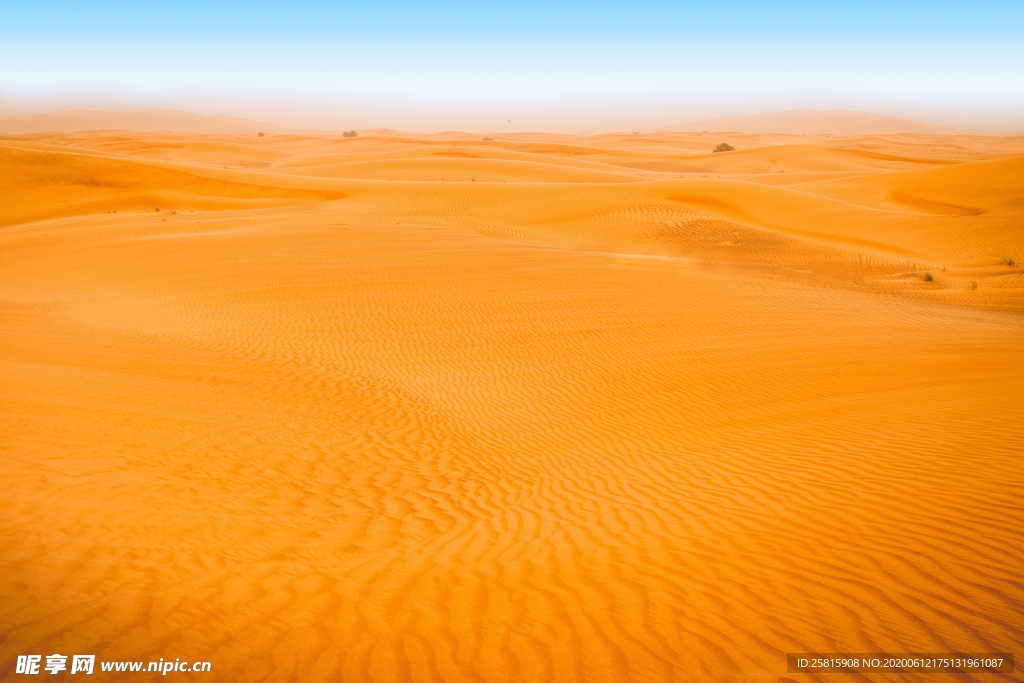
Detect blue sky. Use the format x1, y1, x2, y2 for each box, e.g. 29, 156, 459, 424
4, 1, 1023, 129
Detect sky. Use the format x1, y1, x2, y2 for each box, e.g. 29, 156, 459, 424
3, 0, 1023, 131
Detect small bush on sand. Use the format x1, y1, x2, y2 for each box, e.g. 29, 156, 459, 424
922, 272, 934, 282
713, 142, 735, 153
343, 130, 358, 138
257, 131, 265, 137
1004, 257, 1016, 267
967, 280, 978, 290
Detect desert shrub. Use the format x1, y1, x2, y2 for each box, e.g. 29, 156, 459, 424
967, 280, 978, 290
257, 131, 265, 137
1005, 257, 1016, 267
343, 130, 358, 138
713, 142, 735, 153
922, 272, 934, 282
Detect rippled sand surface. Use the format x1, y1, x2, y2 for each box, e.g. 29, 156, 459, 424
1, 130, 1022, 681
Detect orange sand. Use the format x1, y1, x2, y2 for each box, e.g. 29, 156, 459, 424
1, 129, 1022, 682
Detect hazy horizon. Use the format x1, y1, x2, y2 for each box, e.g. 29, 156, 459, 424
4, 0, 1023, 133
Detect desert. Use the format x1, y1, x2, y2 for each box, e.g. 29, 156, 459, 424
1, 121, 1022, 681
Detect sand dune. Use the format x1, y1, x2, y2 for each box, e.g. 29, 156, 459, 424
0, 143, 344, 228
1, 129, 1022, 681
808, 156, 1024, 215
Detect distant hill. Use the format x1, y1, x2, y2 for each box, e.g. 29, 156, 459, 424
0, 108, 275, 134
679, 109, 950, 136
